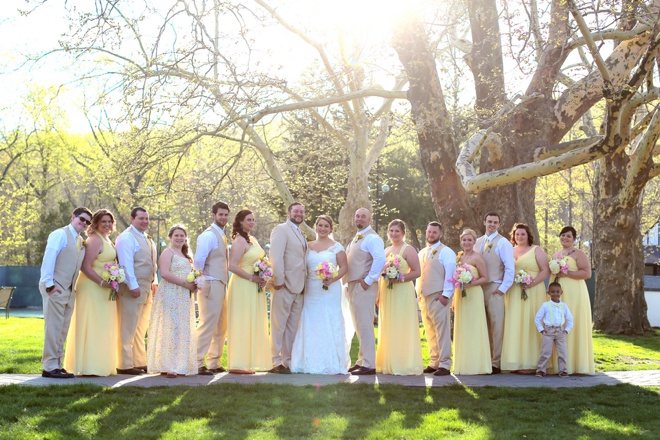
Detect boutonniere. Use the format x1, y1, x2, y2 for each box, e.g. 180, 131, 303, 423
485, 242, 493, 252
147, 235, 153, 240
354, 234, 364, 243
432, 249, 438, 256
82, 239, 87, 248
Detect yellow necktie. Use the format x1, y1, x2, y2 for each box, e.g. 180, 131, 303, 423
76, 235, 82, 254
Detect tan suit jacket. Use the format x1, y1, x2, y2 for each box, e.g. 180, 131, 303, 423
269, 220, 307, 294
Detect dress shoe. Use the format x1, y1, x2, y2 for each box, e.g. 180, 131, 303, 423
136, 365, 148, 373
117, 367, 145, 375
59, 368, 75, 378
198, 366, 214, 376
351, 367, 376, 376
348, 364, 362, 373
210, 366, 227, 373
423, 366, 438, 374
433, 368, 451, 376
491, 367, 501, 374
42, 369, 70, 379
268, 365, 291, 374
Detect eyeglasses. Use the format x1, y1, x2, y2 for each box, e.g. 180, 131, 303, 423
77, 216, 91, 225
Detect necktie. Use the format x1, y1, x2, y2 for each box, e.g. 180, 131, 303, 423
76, 235, 82, 254
483, 237, 490, 252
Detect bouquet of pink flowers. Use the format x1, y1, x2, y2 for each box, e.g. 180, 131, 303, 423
186, 269, 205, 289
101, 263, 126, 301
448, 264, 474, 297
381, 254, 405, 289
514, 269, 534, 300
315, 261, 339, 290
253, 255, 273, 293
549, 255, 569, 275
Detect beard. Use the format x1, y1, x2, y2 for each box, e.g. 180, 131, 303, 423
426, 237, 440, 245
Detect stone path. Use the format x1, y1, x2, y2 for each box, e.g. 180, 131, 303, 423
2, 369, 659, 388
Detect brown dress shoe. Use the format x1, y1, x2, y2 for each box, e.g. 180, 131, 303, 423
433, 368, 451, 376
423, 366, 438, 374
351, 367, 376, 376
348, 364, 361, 373
198, 366, 214, 376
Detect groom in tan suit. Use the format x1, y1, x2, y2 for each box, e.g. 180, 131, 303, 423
116, 207, 158, 375
345, 208, 385, 376
269, 202, 307, 374
39, 207, 92, 378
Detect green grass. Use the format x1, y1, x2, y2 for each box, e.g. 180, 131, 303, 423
0, 383, 658, 439
2, 317, 659, 374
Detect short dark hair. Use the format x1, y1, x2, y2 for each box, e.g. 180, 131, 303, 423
72, 207, 92, 219
428, 221, 443, 231
212, 201, 230, 215
484, 212, 501, 221
559, 226, 577, 239
130, 207, 148, 218
287, 202, 304, 212
510, 223, 534, 246
548, 281, 562, 291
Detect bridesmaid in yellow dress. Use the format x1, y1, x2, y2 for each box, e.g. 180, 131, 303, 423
376, 219, 423, 375
64, 209, 119, 376
501, 223, 550, 373
550, 226, 594, 375
452, 228, 492, 375
226, 209, 271, 374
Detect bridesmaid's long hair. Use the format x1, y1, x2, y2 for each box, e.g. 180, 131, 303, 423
231, 209, 252, 244
87, 209, 116, 236
168, 224, 193, 262
509, 223, 534, 246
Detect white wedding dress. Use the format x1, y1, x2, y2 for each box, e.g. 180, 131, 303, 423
290, 242, 350, 374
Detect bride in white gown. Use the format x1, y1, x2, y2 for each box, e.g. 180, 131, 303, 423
291, 215, 350, 374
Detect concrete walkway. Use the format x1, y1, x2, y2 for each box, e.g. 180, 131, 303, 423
2, 369, 659, 388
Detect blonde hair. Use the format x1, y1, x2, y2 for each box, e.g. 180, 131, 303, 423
460, 228, 478, 241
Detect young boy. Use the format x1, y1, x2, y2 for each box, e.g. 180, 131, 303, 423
535, 281, 574, 377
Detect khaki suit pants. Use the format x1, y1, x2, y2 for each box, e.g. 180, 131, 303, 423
482, 282, 505, 368
537, 327, 567, 374
419, 293, 451, 370
196, 280, 228, 369
269, 287, 303, 367
348, 281, 378, 369
118, 291, 152, 369
40, 282, 76, 371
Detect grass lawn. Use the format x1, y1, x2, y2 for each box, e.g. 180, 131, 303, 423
2, 318, 660, 374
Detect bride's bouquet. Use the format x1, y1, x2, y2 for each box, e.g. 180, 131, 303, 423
102, 263, 126, 301
253, 255, 273, 293
514, 269, 534, 300
549, 255, 569, 275
315, 261, 339, 290
382, 254, 404, 289
448, 264, 474, 298
186, 269, 205, 289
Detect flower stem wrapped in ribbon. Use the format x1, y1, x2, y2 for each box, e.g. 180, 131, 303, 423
448, 264, 474, 297
381, 254, 405, 289
549, 255, 569, 275
101, 263, 126, 301
315, 260, 339, 290
253, 255, 273, 293
514, 269, 534, 300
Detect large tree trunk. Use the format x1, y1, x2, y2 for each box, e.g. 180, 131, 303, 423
592, 152, 651, 334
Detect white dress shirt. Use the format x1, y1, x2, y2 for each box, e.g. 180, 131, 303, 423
116, 225, 149, 290
39, 224, 80, 287
485, 232, 515, 292
356, 226, 386, 286
194, 223, 225, 281
535, 300, 574, 333
434, 241, 457, 299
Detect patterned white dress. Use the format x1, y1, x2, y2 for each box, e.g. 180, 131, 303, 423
290, 242, 349, 374
147, 254, 197, 375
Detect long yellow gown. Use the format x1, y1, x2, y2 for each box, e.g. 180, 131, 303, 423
64, 235, 119, 376
376, 244, 423, 375
226, 238, 271, 371
501, 246, 545, 371
452, 264, 492, 375
551, 256, 595, 375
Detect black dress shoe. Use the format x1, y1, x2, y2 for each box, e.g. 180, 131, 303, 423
210, 366, 227, 373
433, 368, 451, 376
117, 368, 145, 375
198, 366, 214, 376
351, 367, 376, 376
348, 364, 362, 373
268, 365, 291, 374
491, 367, 501, 374
58, 368, 75, 378
423, 366, 438, 374
136, 365, 148, 373
42, 369, 70, 379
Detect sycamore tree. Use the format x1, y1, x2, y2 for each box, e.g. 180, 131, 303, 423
391, 0, 659, 334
